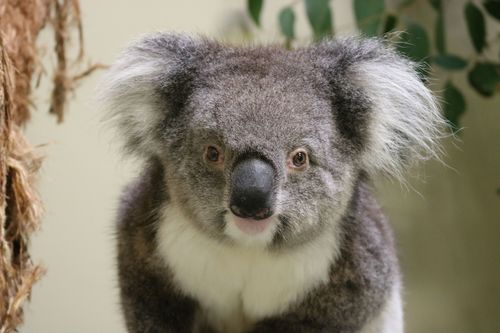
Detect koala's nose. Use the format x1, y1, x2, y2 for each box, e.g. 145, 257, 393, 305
230, 158, 275, 220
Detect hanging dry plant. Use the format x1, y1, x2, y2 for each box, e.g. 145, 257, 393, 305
0, 0, 100, 331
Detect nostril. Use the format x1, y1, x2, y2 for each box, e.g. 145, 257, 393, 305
230, 204, 273, 220
230, 204, 248, 218
253, 207, 272, 220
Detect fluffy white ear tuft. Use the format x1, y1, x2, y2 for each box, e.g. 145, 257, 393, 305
98, 33, 203, 158
352, 53, 446, 178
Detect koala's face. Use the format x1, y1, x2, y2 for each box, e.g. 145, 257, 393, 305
164, 53, 356, 247
102, 34, 443, 248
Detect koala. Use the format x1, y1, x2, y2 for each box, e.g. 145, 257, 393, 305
100, 33, 444, 333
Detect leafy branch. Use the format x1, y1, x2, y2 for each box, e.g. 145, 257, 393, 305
246, 0, 500, 131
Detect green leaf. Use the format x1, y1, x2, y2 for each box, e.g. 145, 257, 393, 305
435, 12, 445, 54
484, 0, 500, 20
444, 81, 466, 130
429, 0, 441, 10
279, 7, 295, 39
354, 0, 384, 36
305, 0, 333, 39
468, 62, 500, 96
383, 15, 398, 34
433, 54, 467, 70
431, 0, 445, 53
248, 0, 264, 26
465, 2, 486, 53
397, 23, 430, 62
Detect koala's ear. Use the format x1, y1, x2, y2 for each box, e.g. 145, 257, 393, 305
99, 33, 212, 158
313, 37, 446, 178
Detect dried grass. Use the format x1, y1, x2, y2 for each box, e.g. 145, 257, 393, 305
0, 0, 97, 331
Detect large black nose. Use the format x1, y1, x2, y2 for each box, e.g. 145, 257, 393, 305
229, 158, 275, 220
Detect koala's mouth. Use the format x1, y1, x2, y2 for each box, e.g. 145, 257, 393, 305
231, 215, 273, 235
223, 211, 279, 245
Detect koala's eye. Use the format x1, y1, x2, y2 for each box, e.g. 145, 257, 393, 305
288, 149, 309, 171
204, 145, 224, 165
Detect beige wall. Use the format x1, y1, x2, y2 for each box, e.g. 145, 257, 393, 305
21, 1, 499, 332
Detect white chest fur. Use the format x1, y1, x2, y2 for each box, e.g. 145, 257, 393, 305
157, 205, 340, 333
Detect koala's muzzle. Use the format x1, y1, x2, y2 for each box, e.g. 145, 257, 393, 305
229, 158, 275, 220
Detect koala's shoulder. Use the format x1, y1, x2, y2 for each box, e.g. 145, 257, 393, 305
117, 159, 167, 232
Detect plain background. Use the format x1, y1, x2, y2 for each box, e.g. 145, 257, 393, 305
21, 1, 500, 332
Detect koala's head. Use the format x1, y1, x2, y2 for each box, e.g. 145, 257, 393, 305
101, 33, 443, 249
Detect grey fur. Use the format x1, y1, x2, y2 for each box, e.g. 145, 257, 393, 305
101, 33, 443, 332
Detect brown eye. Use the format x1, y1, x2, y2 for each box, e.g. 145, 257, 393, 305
288, 149, 309, 171
204, 145, 224, 165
